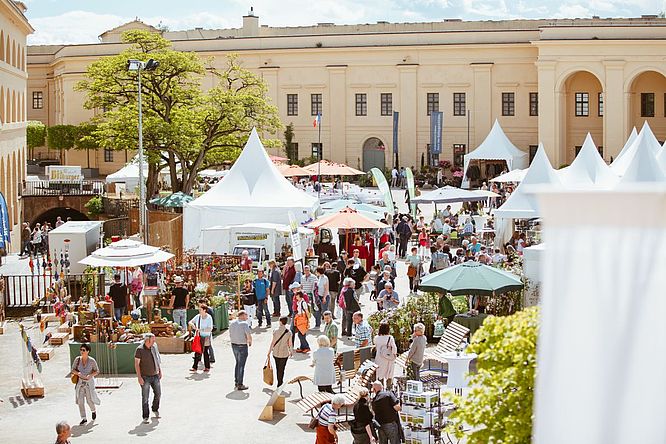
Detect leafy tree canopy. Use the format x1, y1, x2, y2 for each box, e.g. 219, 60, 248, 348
446, 307, 538, 444
76, 30, 282, 194
46, 124, 78, 150
27, 121, 46, 150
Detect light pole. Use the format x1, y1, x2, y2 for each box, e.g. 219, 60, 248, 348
127, 58, 159, 244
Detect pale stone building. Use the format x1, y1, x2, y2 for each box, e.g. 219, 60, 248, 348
27, 12, 666, 175
0, 0, 31, 252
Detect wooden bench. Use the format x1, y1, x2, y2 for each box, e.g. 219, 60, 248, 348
288, 375, 313, 399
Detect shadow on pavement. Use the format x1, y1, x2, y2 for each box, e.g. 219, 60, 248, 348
225, 390, 249, 401
128, 418, 159, 437
71, 422, 98, 437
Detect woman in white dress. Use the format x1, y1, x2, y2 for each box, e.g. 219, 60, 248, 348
311, 335, 336, 393
373, 322, 397, 389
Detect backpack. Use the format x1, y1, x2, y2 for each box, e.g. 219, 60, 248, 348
433, 251, 450, 271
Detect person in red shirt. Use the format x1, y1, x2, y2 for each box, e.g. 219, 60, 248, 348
282, 257, 296, 317
240, 250, 253, 271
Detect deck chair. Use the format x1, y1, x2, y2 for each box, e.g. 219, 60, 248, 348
425, 322, 470, 368
297, 360, 378, 415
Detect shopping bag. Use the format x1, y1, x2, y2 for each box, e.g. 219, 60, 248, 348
192, 331, 202, 354
263, 358, 274, 385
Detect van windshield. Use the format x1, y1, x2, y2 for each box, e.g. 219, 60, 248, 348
233, 247, 262, 262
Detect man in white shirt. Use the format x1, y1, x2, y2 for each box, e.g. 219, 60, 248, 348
391, 167, 398, 187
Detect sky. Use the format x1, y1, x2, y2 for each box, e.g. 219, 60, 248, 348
23, 0, 666, 45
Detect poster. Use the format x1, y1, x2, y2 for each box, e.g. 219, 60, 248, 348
287, 211, 303, 261
0, 192, 9, 249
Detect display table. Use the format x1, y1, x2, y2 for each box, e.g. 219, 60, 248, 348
443, 351, 477, 395
141, 303, 229, 334
453, 313, 489, 337
69, 341, 139, 374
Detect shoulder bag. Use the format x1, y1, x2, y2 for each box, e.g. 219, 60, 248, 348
70, 356, 80, 384
192, 316, 202, 354
308, 403, 328, 429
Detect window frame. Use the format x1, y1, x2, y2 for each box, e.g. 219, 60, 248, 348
598, 92, 604, 117
641, 92, 655, 117
103, 148, 114, 163
287, 93, 298, 116
380, 93, 392, 116
355, 93, 367, 117
502, 92, 515, 116
453, 92, 466, 117
575, 92, 590, 117
32, 91, 43, 109
453, 143, 466, 168
427, 92, 439, 116
529, 92, 538, 117
310, 93, 322, 116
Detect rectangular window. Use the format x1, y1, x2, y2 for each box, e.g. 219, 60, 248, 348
311, 143, 322, 158
598, 146, 603, 157
529, 145, 538, 164
502, 92, 515, 116
355, 93, 367, 116
641, 92, 655, 117
529, 92, 538, 117
453, 92, 466, 116
575, 92, 589, 117
380, 93, 392, 116
453, 144, 466, 168
598, 92, 604, 117
103, 148, 114, 163
427, 93, 439, 116
287, 94, 298, 116
575, 145, 582, 157
311, 93, 322, 116
32, 91, 43, 109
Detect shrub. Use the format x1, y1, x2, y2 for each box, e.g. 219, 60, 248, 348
85, 196, 103, 218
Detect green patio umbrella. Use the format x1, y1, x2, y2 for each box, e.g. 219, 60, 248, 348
419, 261, 523, 296
149, 191, 194, 208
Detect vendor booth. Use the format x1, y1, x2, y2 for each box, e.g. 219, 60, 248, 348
462, 120, 528, 188
183, 128, 319, 249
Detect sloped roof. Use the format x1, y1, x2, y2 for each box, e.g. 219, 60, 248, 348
464, 119, 528, 166
187, 128, 318, 209
494, 143, 561, 219
99, 20, 159, 42
559, 133, 618, 188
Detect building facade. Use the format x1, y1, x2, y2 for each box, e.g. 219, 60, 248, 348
1, 0, 31, 252
27, 14, 666, 175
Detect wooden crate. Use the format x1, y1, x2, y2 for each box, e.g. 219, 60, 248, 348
57, 323, 71, 333
49, 332, 69, 346
155, 336, 185, 354
35, 313, 58, 323
37, 347, 55, 361
21, 378, 44, 398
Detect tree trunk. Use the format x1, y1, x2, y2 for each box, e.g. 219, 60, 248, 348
146, 162, 159, 200
86, 149, 91, 169
168, 152, 179, 192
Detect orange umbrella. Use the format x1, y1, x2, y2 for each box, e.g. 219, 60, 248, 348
270, 154, 289, 163
306, 207, 389, 229
303, 160, 365, 176
277, 163, 312, 177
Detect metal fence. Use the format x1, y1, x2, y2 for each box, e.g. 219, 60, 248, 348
102, 196, 138, 218
2, 273, 106, 308
22, 180, 105, 197
102, 217, 130, 239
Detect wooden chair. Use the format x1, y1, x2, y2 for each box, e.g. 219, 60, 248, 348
395, 322, 470, 375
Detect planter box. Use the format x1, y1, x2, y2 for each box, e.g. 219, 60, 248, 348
142, 303, 228, 334
155, 336, 185, 354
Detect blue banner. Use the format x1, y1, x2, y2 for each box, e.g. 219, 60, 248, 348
0, 192, 9, 249
392, 111, 399, 154
430, 111, 443, 154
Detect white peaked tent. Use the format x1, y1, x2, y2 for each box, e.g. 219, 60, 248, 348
490, 168, 527, 183
462, 120, 528, 187
611, 127, 637, 164
105, 162, 148, 192
658, 143, 666, 175
610, 122, 662, 176
183, 128, 319, 249
617, 130, 666, 184
494, 143, 562, 220
559, 133, 618, 188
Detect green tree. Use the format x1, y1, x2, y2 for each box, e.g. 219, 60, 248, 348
284, 123, 296, 163
46, 124, 78, 163
77, 30, 282, 195
446, 307, 538, 444
26, 121, 46, 158
75, 123, 100, 169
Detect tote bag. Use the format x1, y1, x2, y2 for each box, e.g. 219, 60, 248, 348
263, 358, 274, 385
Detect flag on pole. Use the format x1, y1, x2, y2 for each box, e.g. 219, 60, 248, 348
313, 113, 321, 127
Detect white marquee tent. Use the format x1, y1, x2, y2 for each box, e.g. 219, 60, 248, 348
610, 126, 637, 164
558, 133, 618, 188
610, 122, 662, 176
489, 168, 527, 183
494, 143, 561, 220
617, 129, 666, 184
462, 120, 528, 188
183, 128, 319, 249
658, 141, 666, 174
105, 162, 148, 192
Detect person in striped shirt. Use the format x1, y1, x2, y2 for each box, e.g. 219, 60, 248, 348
315, 394, 345, 444
353, 312, 373, 348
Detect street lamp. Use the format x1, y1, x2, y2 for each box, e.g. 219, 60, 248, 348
127, 58, 159, 244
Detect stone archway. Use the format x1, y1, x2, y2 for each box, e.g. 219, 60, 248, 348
628, 70, 666, 143
31, 207, 88, 228
362, 137, 386, 172
560, 71, 604, 166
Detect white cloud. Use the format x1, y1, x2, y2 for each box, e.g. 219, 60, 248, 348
29, 11, 129, 45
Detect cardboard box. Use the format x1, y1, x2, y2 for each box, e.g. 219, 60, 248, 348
155, 336, 185, 354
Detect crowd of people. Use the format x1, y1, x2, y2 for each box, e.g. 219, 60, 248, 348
20, 216, 69, 257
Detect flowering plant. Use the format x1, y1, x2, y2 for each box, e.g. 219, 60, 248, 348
438, 160, 452, 170
452, 170, 464, 178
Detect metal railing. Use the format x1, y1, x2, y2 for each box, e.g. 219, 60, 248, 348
2, 273, 106, 308
102, 196, 138, 218
103, 217, 130, 239
22, 180, 105, 197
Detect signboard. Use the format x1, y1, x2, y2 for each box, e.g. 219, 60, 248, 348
406, 168, 416, 217
0, 192, 9, 249
392, 111, 399, 154
430, 111, 443, 154
370, 168, 395, 215
46, 166, 82, 182
287, 211, 303, 261
235, 233, 269, 242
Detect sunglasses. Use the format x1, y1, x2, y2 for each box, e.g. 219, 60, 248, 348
80, 349, 88, 352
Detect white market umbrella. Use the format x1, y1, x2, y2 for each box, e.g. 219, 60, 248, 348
490, 168, 527, 183
412, 185, 488, 204
80, 239, 174, 267
471, 189, 500, 198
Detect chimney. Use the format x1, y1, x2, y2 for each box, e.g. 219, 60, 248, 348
242, 7, 259, 37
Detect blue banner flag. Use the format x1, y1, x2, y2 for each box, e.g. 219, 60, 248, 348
430, 111, 443, 154
392, 111, 399, 154
0, 192, 10, 249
